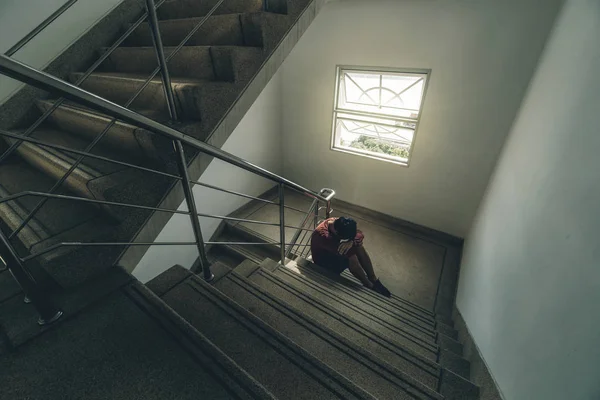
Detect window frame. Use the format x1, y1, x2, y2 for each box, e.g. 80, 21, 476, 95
330, 65, 431, 166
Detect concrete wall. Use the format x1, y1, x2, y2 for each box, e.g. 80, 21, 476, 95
456, 1, 600, 399
133, 72, 283, 283
0, 0, 124, 104
280, 0, 562, 237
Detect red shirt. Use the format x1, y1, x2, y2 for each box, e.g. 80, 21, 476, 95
310, 218, 364, 264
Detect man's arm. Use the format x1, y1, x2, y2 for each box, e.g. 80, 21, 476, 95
312, 231, 340, 255
354, 230, 364, 247
338, 230, 365, 255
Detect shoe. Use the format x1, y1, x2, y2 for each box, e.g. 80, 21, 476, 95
371, 279, 391, 297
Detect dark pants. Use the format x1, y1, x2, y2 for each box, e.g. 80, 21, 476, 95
314, 252, 350, 274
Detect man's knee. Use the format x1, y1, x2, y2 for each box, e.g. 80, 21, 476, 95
355, 245, 368, 258
348, 254, 360, 268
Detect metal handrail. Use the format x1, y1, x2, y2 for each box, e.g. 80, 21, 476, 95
0, 0, 167, 165
3, 0, 171, 239
286, 199, 318, 258
0, 129, 320, 216
5, 0, 79, 57
0, 191, 317, 232
0, 56, 335, 203
0, 128, 181, 180
4, 0, 319, 241
0, 0, 336, 326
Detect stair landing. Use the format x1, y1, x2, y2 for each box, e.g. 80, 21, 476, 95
224, 187, 463, 315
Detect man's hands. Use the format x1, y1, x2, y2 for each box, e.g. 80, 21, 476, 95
338, 240, 353, 255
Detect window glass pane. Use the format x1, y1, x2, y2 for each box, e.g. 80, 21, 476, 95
338, 70, 426, 119
332, 67, 427, 165
381, 75, 424, 111
334, 116, 412, 161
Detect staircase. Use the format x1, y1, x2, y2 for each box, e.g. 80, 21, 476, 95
0, 0, 480, 398
0, 0, 316, 339
0, 223, 480, 399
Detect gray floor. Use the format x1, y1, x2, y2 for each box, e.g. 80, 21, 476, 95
0, 289, 239, 400
231, 188, 457, 311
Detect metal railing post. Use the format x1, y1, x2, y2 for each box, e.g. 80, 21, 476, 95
146, 0, 212, 281
145, 0, 178, 121
174, 142, 213, 281
279, 184, 286, 265
5, 0, 79, 57
0, 232, 62, 325
285, 198, 316, 259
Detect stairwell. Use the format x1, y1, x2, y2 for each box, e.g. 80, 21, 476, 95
0, 0, 319, 341
0, 1, 481, 399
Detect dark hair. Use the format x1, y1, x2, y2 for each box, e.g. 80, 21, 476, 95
333, 217, 357, 240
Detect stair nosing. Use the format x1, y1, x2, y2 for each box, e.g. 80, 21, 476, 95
179, 274, 377, 400
72, 71, 211, 85
125, 282, 277, 400
135, 11, 276, 26
252, 267, 442, 375
341, 268, 441, 319
38, 99, 140, 128
225, 270, 444, 400
15, 140, 100, 181
103, 45, 263, 51
286, 262, 440, 336
275, 265, 440, 353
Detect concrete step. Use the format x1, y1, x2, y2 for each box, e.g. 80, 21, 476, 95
242, 262, 473, 384
219, 221, 456, 326
127, 14, 252, 47
289, 258, 459, 340
0, 161, 113, 259
125, 13, 289, 52
210, 225, 459, 344
0, 266, 132, 348
70, 72, 240, 124
272, 259, 464, 358
217, 261, 444, 400
36, 99, 173, 164
0, 133, 175, 289
224, 222, 281, 254
281, 261, 439, 341
157, 0, 267, 20
0, 182, 110, 269
155, 0, 311, 20
6, 129, 145, 221
340, 267, 456, 327
0, 273, 276, 400
99, 45, 264, 82
0, 167, 141, 289
212, 223, 460, 344
149, 266, 377, 400
0, 269, 23, 306
0, 331, 7, 356
207, 242, 249, 268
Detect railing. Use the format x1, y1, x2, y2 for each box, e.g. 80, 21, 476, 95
0, 0, 334, 325
286, 203, 334, 260
4, 0, 79, 57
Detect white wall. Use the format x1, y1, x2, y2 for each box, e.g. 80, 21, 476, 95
133, 72, 283, 283
0, 0, 124, 104
456, 1, 600, 399
280, 0, 562, 237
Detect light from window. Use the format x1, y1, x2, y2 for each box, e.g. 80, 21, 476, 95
331, 67, 428, 165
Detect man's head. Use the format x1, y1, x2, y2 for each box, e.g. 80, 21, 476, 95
333, 217, 357, 240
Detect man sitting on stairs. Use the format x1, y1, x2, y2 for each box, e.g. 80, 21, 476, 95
311, 216, 391, 297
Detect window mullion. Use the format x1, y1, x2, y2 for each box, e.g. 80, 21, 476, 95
334, 108, 418, 124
